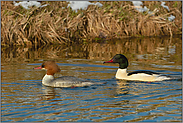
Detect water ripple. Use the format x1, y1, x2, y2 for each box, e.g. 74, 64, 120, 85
1, 62, 182, 122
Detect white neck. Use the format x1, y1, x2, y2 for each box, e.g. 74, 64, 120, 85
42, 74, 55, 86
115, 68, 128, 79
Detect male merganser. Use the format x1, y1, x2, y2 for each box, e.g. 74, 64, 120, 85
34, 61, 106, 87
103, 54, 171, 81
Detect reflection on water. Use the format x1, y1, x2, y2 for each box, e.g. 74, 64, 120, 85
41, 86, 56, 100
1, 36, 182, 122
1, 36, 182, 64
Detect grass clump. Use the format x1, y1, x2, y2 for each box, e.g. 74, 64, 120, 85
1, 1, 182, 46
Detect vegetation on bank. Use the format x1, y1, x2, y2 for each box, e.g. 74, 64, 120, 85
1, 1, 182, 46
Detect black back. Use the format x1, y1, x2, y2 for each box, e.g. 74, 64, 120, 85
127, 70, 160, 76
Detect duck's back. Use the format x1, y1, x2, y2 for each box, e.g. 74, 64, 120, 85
52, 76, 97, 87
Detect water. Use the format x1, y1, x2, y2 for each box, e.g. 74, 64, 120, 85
1, 36, 182, 122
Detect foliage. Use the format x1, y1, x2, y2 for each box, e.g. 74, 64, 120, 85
1, 1, 182, 46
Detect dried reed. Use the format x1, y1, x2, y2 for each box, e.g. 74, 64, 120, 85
1, 1, 182, 46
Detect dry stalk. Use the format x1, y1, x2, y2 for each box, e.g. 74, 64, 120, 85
1, 1, 182, 46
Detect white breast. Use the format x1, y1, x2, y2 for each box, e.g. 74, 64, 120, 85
42, 74, 54, 86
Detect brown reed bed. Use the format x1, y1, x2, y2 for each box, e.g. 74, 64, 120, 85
1, 1, 182, 46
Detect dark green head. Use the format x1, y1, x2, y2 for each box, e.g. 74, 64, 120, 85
103, 54, 129, 69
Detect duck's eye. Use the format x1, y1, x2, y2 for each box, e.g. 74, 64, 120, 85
41, 65, 45, 68
114, 57, 120, 61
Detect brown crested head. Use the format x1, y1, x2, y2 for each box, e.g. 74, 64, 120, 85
41, 61, 61, 75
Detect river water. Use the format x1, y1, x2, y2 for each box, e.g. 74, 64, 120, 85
1, 36, 182, 122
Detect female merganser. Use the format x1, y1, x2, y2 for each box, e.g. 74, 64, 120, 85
34, 61, 106, 87
103, 54, 171, 81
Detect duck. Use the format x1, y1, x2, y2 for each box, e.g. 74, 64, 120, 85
103, 54, 171, 81
34, 61, 106, 87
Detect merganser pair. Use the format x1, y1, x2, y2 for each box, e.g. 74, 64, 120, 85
104, 54, 171, 81
34, 61, 106, 87
34, 54, 171, 87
